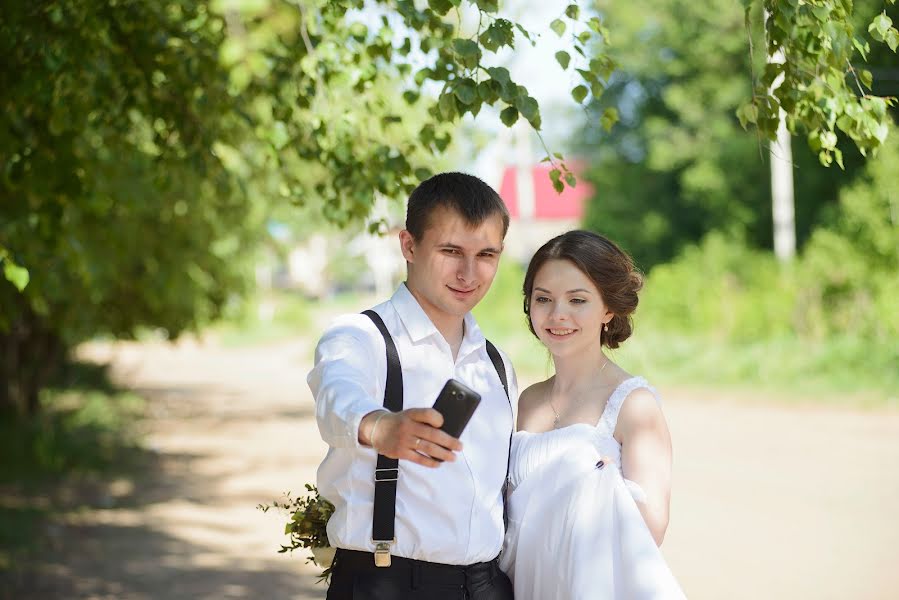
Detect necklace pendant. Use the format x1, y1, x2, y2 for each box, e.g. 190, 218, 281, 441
553, 415, 560, 429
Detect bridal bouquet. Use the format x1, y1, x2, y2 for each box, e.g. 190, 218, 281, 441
259, 483, 335, 582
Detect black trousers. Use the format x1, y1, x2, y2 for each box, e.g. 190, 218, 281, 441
326, 548, 514, 600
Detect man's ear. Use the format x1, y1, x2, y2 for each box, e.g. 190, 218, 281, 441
399, 229, 416, 263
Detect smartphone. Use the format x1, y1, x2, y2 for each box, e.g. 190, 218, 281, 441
432, 379, 481, 439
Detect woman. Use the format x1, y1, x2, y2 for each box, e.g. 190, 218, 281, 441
500, 230, 686, 599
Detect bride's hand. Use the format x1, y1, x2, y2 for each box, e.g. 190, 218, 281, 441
595, 456, 616, 469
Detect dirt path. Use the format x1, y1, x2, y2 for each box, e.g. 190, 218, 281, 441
22, 337, 899, 599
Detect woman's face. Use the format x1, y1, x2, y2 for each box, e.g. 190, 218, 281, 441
529, 259, 613, 357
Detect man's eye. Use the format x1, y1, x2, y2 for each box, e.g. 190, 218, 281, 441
443, 248, 460, 255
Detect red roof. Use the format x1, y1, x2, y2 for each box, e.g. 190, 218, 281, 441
499, 163, 594, 220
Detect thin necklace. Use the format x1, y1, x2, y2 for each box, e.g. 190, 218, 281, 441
548, 359, 609, 429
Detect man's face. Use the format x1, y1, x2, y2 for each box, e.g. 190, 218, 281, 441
400, 206, 505, 326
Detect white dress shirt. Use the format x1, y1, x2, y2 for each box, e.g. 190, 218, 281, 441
308, 283, 517, 565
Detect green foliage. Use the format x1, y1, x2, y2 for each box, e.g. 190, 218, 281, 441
741, 0, 899, 166
626, 139, 899, 398
798, 133, 899, 341
258, 484, 335, 580
0, 0, 607, 413
580, 0, 895, 268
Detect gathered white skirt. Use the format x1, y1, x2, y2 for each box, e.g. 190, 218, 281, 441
500, 451, 687, 600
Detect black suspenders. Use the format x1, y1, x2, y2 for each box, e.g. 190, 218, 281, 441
362, 310, 512, 567
484, 339, 512, 529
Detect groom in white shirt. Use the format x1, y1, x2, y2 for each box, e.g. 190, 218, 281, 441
308, 172, 517, 599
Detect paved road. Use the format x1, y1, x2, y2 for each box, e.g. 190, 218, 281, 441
20, 337, 899, 599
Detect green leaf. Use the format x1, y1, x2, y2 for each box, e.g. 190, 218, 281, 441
550, 19, 566, 37
428, 0, 454, 16
810, 6, 829, 22
564, 4, 580, 19
435, 134, 451, 152
887, 28, 899, 52
549, 168, 564, 193
478, 80, 497, 103
564, 172, 577, 187
486, 66, 511, 84
403, 90, 420, 104
515, 23, 535, 46
819, 130, 838, 151
736, 103, 758, 128
516, 95, 539, 120
452, 38, 480, 58
860, 69, 873, 90
555, 51, 571, 70
479, 19, 515, 52
414, 68, 433, 86
571, 85, 588, 104
438, 92, 456, 120
349, 22, 368, 41
600, 107, 619, 131
852, 37, 870, 61
500, 106, 519, 127
3, 260, 29, 291
454, 78, 478, 105
516, 95, 541, 129
414, 167, 433, 181
869, 12, 893, 41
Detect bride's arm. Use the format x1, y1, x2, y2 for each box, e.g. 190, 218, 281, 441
615, 388, 673, 546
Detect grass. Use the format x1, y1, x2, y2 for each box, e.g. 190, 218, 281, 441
0, 362, 148, 577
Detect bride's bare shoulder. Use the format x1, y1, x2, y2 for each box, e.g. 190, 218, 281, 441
517, 378, 552, 428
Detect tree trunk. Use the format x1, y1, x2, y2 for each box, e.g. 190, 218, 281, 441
766, 11, 797, 263
0, 298, 66, 418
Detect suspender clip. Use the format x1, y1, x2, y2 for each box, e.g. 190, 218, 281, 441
373, 540, 393, 567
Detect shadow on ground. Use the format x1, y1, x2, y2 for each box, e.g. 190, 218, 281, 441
1, 354, 322, 600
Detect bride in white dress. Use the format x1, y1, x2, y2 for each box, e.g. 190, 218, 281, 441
500, 231, 686, 599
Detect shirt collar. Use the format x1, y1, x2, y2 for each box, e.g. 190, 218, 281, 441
390, 283, 486, 353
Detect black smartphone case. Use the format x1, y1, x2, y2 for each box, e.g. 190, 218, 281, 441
432, 379, 482, 438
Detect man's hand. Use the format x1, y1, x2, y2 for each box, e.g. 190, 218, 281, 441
359, 408, 463, 468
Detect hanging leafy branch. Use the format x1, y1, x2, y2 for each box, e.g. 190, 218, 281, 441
737, 0, 899, 168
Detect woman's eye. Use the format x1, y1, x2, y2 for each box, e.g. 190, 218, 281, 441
534, 296, 550, 303
571, 298, 586, 304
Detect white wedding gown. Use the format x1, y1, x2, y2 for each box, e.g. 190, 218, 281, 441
500, 377, 686, 600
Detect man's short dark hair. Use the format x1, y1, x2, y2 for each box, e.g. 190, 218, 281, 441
405, 172, 510, 241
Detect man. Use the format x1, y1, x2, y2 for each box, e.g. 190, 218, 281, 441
308, 172, 517, 599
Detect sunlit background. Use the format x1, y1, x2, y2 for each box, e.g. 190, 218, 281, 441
2, 0, 897, 599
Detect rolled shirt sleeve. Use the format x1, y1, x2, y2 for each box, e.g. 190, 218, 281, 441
307, 315, 385, 448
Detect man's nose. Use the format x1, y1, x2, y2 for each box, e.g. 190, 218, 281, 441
457, 257, 475, 282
